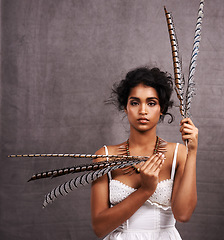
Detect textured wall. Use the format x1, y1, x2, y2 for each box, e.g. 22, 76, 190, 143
1, 0, 224, 239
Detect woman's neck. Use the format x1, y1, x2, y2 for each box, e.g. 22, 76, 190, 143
128, 128, 157, 149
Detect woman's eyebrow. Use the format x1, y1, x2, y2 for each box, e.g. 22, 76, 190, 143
147, 97, 159, 101
129, 97, 159, 101
129, 97, 140, 100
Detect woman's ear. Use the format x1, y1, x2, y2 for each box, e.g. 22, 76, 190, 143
160, 107, 164, 116
124, 107, 127, 114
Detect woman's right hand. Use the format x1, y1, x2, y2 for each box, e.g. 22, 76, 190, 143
139, 153, 165, 195
91, 149, 165, 237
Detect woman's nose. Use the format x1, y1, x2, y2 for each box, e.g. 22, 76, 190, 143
139, 104, 147, 114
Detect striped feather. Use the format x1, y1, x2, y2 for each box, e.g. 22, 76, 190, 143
185, 0, 204, 117
9, 153, 139, 159
42, 161, 144, 208
28, 156, 148, 181
164, 6, 185, 117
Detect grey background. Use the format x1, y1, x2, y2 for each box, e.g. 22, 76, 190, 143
1, 0, 224, 239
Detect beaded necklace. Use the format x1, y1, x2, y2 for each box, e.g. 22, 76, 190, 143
125, 136, 166, 174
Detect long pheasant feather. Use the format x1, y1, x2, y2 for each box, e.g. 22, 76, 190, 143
164, 6, 185, 117
9, 153, 141, 159
43, 161, 144, 208
28, 156, 148, 181
185, 0, 204, 117
164, 1, 204, 119
9, 137, 167, 160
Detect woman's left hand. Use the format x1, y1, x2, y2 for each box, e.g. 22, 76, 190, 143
180, 118, 198, 152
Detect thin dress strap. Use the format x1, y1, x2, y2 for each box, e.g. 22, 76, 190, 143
103, 145, 112, 181
171, 143, 179, 180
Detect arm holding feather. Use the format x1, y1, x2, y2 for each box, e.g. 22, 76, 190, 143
171, 118, 198, 222
91, 146, 165, 238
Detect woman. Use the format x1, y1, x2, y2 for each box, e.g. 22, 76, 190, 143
91, 67, 198, 239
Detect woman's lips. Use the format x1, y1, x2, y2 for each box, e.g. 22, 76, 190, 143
137, 118, 149, 124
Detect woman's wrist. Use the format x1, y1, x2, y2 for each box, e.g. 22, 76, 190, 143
187, 147, 198, 157
138, 186, 155, 199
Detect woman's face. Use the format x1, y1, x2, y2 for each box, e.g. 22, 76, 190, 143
125, 83, 161, 133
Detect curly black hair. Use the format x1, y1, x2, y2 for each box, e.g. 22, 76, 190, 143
110, 67, 174, 123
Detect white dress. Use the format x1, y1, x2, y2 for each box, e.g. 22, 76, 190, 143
103, 143, 182, 240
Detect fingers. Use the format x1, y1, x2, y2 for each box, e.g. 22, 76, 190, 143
150, 153, 165, 172
180, 118, 194, 130
180, 118, 195, 127
180, 125, 194, 135
141, 153, 165, 173
180, 118, 197, 135
180, 118, 198, 150
137, 153, 165, 194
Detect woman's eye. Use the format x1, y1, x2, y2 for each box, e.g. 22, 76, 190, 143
148, 102, 156, 106
130, 101, 139, 106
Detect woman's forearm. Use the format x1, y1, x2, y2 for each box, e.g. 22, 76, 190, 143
92, 153, 165, 237
172, 150, 197, 222
91, 187, 153, 238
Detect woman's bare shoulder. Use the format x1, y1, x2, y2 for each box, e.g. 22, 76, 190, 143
166, 141, 185, 151
165, 141, 186, 156
93, 142, 127, 162
166, 141, 187, 166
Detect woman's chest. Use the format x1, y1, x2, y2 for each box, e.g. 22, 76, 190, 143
111, 159, 173, 189
109, 179, 173, 210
